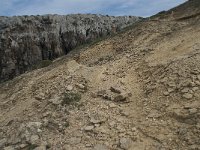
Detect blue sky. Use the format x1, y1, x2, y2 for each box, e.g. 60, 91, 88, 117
0, 0, 187, 17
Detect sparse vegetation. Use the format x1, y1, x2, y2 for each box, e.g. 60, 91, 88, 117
62, 92, 81, 105
27, 144, 38, 150
92, 55, 114, 65
32, 60, 52, 69
63, 121, 70, 128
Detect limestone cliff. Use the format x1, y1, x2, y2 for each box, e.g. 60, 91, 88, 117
0, 14, 140, 82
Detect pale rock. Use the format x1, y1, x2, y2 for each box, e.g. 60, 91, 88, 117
109, 121, 116, 127
96, 90, 107, 97
195, 80, 200, 86
95, 126, 109, 134
182, 93, 193, 99
189, 81, 196, 87
30, 134, 40, 145
85, 126, 94, 131
167, 88, 174, 93
120, 110, 131, 117
189, 108, 197, 114
189, 89, 193, 94
109, 103, 117, 108
35, 93, 45, 100
116, 125, 126, 133
34, 145, 46, 150
116, 117, 124, 123
181, 88, 190, 93
167, 82, 176, 87
69, 137, 82, 145
192, 87, 199, 92
42, 111, 51, 117
184, 101, 199, 109
0, 138, 7, 148
94, 144, 108, 150
95, 124, 101, 127
66, 85, 73, 91
64, 145, 73, 150
90, 118, 102, 124
163, 91, 169, 96
91, 92, 98, 98
148, 110, 161, 118
160, 77, 168, 83
197, 75, 200, 81
76, 83, 86, 90
4, 146, 15, 150
85, 143, 92, 147
48, 96, 61, 105
120, 138, 134, 150
19, 144, 28, 149
26, 122, 42, 133
131, 127, 137, 132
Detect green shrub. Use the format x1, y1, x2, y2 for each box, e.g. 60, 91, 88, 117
27, 144, 37, 150
62, 92, 81, 105
64, 121, 70, 127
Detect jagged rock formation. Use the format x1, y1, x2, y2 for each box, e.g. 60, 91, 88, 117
0, 14, 141, 82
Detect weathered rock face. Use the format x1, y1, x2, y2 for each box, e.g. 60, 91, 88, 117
0, 14, 141, 82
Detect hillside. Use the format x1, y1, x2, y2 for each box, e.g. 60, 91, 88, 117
0, 0, 200, 150
0, 14, 140, 82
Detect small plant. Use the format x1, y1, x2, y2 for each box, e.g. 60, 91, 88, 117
64, 121, 70, 128
27, 144, 38, 150
62, 92, 81, 105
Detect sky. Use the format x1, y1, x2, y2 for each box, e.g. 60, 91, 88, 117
0, 0, 187, 17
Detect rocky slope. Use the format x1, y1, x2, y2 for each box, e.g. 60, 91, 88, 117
0, 0, 200, 150
0, 14, 140, 82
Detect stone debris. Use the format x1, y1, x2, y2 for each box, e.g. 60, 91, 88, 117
84, 126, 94, 131
90, 118, 102, 124
182, 93, 193, 99
68, 137, 82, 145
119, 138, 134, 150
76, 83, 86, 90
197, 75, 200, 81
3, 146, 15, 150
94, 144, 109, 150
163, 91, 169, 96
110, 85, 123, 94
30, 134, 40, 145
96, 90, 107, 97
0, 138, 7, 149
0, 1, 200, 150
113, 93, 130, 102
66, 85, 73, 91
48, 96, 62, 105
109, 103, 117, 108
35, 93, 45, 100
181, 88, 190, 93
96, 86, 131, 103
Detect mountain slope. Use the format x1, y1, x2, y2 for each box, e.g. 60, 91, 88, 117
0, 14, 140, 82
0, 0, 200, 150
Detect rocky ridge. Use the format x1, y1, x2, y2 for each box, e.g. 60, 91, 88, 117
0, 14, 140, 82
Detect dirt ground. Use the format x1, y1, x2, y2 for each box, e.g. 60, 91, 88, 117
0, 0, 200, 150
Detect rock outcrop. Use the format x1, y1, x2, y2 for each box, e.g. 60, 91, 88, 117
0, 14, 141, 82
